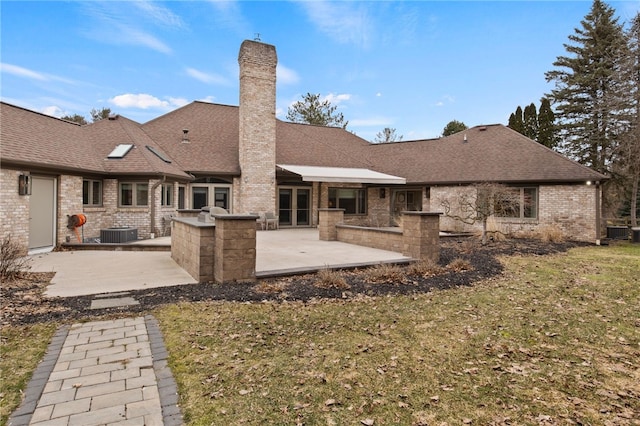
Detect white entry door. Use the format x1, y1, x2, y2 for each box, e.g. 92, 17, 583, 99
29, 176, 56, 250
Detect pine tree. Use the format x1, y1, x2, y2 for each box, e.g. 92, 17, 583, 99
545, 0, 627, 176
508, 106, 524, 134
537, 98, 558, 149
523, 103, 538, 140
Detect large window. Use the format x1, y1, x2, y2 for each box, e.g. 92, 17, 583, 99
191, 185, 232, 210
161, 183, 173, 207
329, 188, 366, 215
119, 182, 149, 207
495, 187, 538, 219
83, 179, 102, 206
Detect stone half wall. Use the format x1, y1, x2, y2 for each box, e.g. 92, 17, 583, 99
431, 184, 599, 242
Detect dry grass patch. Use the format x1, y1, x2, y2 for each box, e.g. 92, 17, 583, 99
447, 257, 472, 272
407, 258, 444, 277
155, 243, 639, 425
362, 263, 407, 284
314, 268, 350, 290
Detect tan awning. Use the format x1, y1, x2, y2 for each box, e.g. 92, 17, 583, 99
277, 164, 406, 184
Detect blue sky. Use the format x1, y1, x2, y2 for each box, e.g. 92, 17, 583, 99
2, 1, 639, 141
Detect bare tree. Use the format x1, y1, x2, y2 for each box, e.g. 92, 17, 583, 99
439, 183, 521, 245
374, 127, 403, 143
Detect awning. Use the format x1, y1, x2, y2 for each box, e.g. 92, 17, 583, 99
277, 164, 406, 185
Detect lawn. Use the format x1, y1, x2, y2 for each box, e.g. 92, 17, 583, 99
154, 243, 639, 425
1, 242, 638, 425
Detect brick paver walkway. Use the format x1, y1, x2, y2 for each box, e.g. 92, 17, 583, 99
9, 316, 182, 426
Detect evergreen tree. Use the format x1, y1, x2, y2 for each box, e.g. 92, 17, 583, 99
523, 103, 538, 140
90, 107, 112, 122
442, 120, 468, 137
61, 114, 88, 125
286, 93, 348, 129
508, 106, 524, 134
537, 98, 558, 149
545, 0, 627, 176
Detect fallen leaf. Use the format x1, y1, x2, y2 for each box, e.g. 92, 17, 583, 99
361, 419, 374, 426
325, 399, 339, 406
239, 389, 251, 395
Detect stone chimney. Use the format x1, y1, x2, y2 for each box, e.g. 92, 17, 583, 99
236, 39, 277, 214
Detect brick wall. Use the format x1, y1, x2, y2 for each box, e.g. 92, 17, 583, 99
0, 168, 30, 253
58, 175, 83, 244
237, 40, 277, 215
432, 184, 599, 242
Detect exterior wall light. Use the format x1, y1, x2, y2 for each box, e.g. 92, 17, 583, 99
18, 173, 31, 195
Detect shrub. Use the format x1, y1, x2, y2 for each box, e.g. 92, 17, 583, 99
408, 258, 444, 277
363, 263, 406, 284
537, 225, 565, 243
0, 235, 31, 281
315, 268, 350, 289
447, 258, 472, 272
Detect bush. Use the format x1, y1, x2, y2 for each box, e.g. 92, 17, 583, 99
315, 268, 350, 289
447, 258, 472, 272
363, 263, 406, 284
537, 225, 565, 243
408, 258, 444, 277
0, 235, 31, 281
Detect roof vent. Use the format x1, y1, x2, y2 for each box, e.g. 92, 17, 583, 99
108, 114, 119, 120
479, 126, 487, 131
463, 134, 468, 143
182, 129, 190, 143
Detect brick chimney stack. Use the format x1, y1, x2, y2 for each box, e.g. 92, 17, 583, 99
236, 40, 278, 214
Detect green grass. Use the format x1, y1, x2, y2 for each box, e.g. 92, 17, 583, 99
155, 243, 640, 425
0, 323, 59, 425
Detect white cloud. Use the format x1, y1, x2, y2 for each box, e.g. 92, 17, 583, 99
41, 105, 66, 117
324, 93, 351, 105
79, 2, 174, 54
435, 94, 455, 107
277, 64, 300, 85
0, 63, 48, 81
109, 93, 187, 110
198, 95, 217, 103
185, 67, 230, 85
133, 1, 186, 28
206, 0, 251, 36
298, 1, 373, 48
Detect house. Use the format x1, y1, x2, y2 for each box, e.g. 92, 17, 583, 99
0, 39, 606, 254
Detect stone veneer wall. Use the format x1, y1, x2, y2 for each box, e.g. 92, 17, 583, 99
237, 40, 278, 215
336, 225, 403, 253
171, 219, 215, 282
321, 209, 440, 262
0, 168, 30, 253
431, 184, 599, 242
214, 215, 257, 283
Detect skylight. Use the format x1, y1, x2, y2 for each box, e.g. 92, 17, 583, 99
146, 145, 171, 163
107, 144, 134, 159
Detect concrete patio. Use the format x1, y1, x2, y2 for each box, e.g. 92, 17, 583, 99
30, 229, 411, 298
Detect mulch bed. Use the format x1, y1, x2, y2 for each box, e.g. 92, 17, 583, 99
1, 238, 587, 327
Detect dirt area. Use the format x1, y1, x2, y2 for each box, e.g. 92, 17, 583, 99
1, 238, 587, 327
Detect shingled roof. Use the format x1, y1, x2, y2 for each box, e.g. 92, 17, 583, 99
1, 101, 606, 185
367, 124, 607, 185
0, 102, 190, 179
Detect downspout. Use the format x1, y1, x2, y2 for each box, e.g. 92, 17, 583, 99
150, 175, 166, 238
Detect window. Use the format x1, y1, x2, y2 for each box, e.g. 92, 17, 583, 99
83, 179, 102, 206
329, 188, 366, 215
178, 186, 185, 209
119, 182, 148, 207
161, 183, 173, 207
191, 184, 232, 210
495, 187, 538, 219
